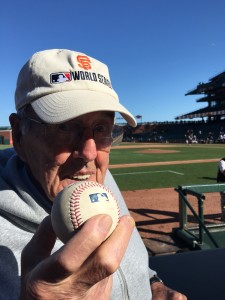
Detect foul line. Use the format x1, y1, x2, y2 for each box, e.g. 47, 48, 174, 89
112, 170, 184, 176
109, 159, 219, 169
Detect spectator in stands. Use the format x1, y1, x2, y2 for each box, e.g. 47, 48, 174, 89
217, 158, 225, 222
192, 134, 198, 144
185, 129, 194, 144
0, 49, 186, 299
206, 132, 214, 144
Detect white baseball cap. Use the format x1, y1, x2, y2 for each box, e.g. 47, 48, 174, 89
15, 49, 137, 127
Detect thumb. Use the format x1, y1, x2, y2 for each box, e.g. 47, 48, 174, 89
21, 216, 57, 274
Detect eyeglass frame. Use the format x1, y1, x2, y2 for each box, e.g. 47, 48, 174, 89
24, 116, 123, 149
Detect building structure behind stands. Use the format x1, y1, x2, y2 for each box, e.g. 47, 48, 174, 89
176, 70, 225, 122
122, 70, 225, 144
0, 127, 12, 145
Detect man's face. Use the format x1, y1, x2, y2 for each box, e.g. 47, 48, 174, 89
13, 111, 114, 202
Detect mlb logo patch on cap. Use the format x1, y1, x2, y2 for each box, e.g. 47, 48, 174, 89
50, 72, 71, 83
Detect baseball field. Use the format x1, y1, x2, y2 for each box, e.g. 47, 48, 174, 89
109, 143, 223, 190
109, 143, 225, 254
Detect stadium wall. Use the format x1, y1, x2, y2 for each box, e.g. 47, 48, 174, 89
0, 130, 12, 145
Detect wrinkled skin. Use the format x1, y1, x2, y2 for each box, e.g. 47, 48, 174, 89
151, 283, 187, 300
19, 215, 135, 300
10, 111, 113, 202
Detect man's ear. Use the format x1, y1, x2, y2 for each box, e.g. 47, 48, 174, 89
9, 113, 26, 161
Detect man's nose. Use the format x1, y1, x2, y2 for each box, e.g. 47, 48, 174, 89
77, 134, 98, 162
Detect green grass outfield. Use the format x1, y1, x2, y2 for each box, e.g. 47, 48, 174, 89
0, 145, 13, 150
1, 143, 225, 191
109, 143, 225, 191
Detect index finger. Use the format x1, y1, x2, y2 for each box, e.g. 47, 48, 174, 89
74, 215, 135, 287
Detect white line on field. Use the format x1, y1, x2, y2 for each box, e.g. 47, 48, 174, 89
112, 170, 184, 176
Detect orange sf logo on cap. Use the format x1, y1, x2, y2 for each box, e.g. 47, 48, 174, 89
77, 55, 91, 70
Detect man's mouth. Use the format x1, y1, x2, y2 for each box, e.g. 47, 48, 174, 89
71, 174, 91, 181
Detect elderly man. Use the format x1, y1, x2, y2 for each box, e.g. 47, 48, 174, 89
0, 49, 186, 299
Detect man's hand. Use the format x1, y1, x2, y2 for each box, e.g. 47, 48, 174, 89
151, 282, 187, 300
19, 214, 135, 299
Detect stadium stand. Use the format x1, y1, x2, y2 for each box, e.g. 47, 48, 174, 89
177, 70, 225, 121
122, 120, 225, 144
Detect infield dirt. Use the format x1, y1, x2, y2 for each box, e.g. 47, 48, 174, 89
122, 188, 221, 255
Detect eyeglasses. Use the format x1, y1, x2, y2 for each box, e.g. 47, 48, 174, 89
25, 117, 123, 149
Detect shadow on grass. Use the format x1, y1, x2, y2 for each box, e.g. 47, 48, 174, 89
201, 176, 217, 180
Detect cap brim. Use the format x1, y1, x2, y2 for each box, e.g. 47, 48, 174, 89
31, 90, 137, 127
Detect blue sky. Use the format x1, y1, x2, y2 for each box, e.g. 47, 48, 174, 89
1, 0, 225, 126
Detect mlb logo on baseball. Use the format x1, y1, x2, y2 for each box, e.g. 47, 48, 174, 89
89, 193, 109, 203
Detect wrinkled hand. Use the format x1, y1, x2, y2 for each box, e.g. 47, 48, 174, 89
152, 282, 187, 300
19, 214, 135, 300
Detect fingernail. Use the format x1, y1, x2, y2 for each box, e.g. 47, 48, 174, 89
127, 216, 135, 227
98, 214, 113, 234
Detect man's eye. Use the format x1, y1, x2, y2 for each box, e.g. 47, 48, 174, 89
94, 125, 112, 138
58, 124, 71, 132
95, 125, 106, 133
57, 123, 80, 132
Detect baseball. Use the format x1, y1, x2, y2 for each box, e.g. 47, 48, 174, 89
51, 181, 120, 243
